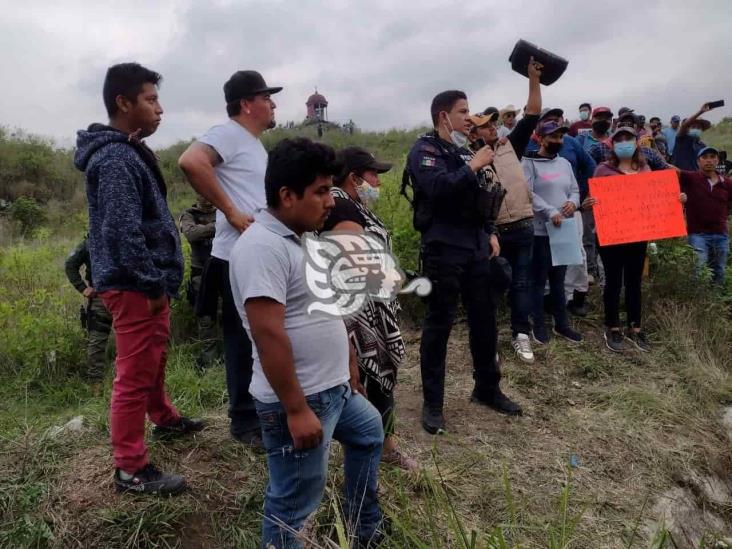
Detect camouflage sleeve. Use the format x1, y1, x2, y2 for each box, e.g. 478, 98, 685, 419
64, 240, 88, 293
180, 211, 216, 243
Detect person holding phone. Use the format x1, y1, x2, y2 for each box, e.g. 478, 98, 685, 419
522, 120, 582, 344
672, 102, 718, 170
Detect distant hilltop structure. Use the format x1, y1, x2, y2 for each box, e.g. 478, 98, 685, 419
306, 89, 328, 121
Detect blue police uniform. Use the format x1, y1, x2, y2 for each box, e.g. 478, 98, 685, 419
405, 131, 501, 418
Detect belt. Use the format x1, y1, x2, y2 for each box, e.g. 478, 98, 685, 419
496, 217, 533, 234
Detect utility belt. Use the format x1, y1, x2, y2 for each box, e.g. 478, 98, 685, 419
496, 217, 534, 234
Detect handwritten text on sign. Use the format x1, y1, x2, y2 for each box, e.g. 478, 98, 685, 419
589, 169, 687, 246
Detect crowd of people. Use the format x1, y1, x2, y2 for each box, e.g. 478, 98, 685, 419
70, 60, 730, 548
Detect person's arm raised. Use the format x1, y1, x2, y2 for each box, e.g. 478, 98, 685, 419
178, 142, 254, 232
245, 297, 322, 449
677, 103, 711, 137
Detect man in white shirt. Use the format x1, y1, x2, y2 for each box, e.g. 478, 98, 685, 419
178, 70, 282, 445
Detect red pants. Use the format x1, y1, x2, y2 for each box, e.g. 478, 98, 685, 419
101, 290, 180, 472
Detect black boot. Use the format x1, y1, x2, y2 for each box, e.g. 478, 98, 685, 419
567, 290, 588, 317
471, 388, 523, 416
115, 463, 187, 495
421, 404, 445, 435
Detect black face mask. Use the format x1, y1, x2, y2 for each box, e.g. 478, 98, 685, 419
544, 141, 562, 155
592, 120, 611, 135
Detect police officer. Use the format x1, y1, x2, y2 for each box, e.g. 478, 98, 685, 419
64, 234, 113, 384
405, 90, 523, 435
179, 195, 219, 370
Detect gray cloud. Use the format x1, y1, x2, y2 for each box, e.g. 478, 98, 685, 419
0, 0, 730, 149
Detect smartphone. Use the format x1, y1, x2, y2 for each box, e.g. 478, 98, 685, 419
706, 100, 725, 109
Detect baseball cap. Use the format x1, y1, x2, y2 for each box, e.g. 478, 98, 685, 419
670, 115, 681, 123
337, 147, 392, 175
482, 106, 500, 117
470, 112, 498, 127
618, 107, 634, 117
609, 126, 637, 141
537, 120, 569, 137
690, 118, 712, 131
697, 146, 719, 158
591, 106, 613, 118
539, 107, 564, 122
223, 70, 283, 103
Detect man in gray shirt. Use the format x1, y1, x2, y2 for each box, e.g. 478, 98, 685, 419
230, 137, 385, 548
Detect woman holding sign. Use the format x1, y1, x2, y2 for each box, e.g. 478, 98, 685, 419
522, 120, 582, 344
591, 127, 652, 352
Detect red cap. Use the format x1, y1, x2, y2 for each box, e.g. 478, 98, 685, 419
591, 106, 613, 118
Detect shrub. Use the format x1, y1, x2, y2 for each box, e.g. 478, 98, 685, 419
10, 197, 45, 235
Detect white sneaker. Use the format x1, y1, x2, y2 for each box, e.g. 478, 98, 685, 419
512, 333, 535, 364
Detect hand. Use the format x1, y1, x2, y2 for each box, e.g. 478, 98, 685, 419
469, 145, 495, 171
225, 209, 255, 233
679, 192, 687, 204
560, 201, 576, 217
489, 233, 500, 258
527, 56, 544, 80
498, 137, 509, 146
581, 197, 597, 210
147, 295, 168, 316
287, 406, 323, 450
82, 287, 96, 298
700, 103, 712, 114
551, 213, 563, 227
348, 357, 366, 396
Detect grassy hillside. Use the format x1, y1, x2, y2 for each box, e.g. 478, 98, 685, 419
0, 123, 731, 548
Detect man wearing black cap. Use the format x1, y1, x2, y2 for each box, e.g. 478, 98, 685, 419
588, 111, 670, 170
178, 70, 282, 445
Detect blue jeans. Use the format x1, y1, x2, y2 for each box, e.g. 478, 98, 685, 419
531, 236, 570, 332
498, 225, 534, 337
255, 384, 384, 548
688, 233, 729, 284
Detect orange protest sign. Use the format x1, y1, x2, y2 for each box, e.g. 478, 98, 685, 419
589, 169, 687, 246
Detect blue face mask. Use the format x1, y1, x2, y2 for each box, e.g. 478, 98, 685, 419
356, 179, 380, 205
579, 110, 590, 121
613, 141, 637, 159
688, 128, 703, 139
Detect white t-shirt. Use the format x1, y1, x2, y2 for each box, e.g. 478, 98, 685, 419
229, 210, 350, 403
198, 119, 267, 261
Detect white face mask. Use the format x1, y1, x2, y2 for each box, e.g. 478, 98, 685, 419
443, 113, 468, 148
356, 178, 380, 205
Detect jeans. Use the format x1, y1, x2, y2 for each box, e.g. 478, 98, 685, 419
212, 257, 259, 435
498, 224, 534, 337
688, 233, 729, 284
531, 236, 570, 331
597, 241, 647, 328
100, 290, 180, 472
255, 384, 384, 548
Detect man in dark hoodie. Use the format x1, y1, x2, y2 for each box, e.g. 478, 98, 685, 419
75, 63, 203, 496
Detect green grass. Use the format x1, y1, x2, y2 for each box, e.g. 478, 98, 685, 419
1, 125, 731, 547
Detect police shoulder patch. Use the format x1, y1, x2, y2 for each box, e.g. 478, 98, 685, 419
420, 156, 437, 168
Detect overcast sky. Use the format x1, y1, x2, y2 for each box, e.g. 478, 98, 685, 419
1, 0, 731, 149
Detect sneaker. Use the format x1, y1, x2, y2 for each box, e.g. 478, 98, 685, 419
421, 405, 445, 435
470, 389, 523, 416
152, 416, 205, 440
114, 463, 186, 495
511, 333, 535, 364
532, 325, 550, 345
553, 326, 583, 343
626, 329, 651, 352
382, 446, 419, 471
604, 328, 625, 353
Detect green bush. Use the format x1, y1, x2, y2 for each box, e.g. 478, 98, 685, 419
10, 197, 45, 235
